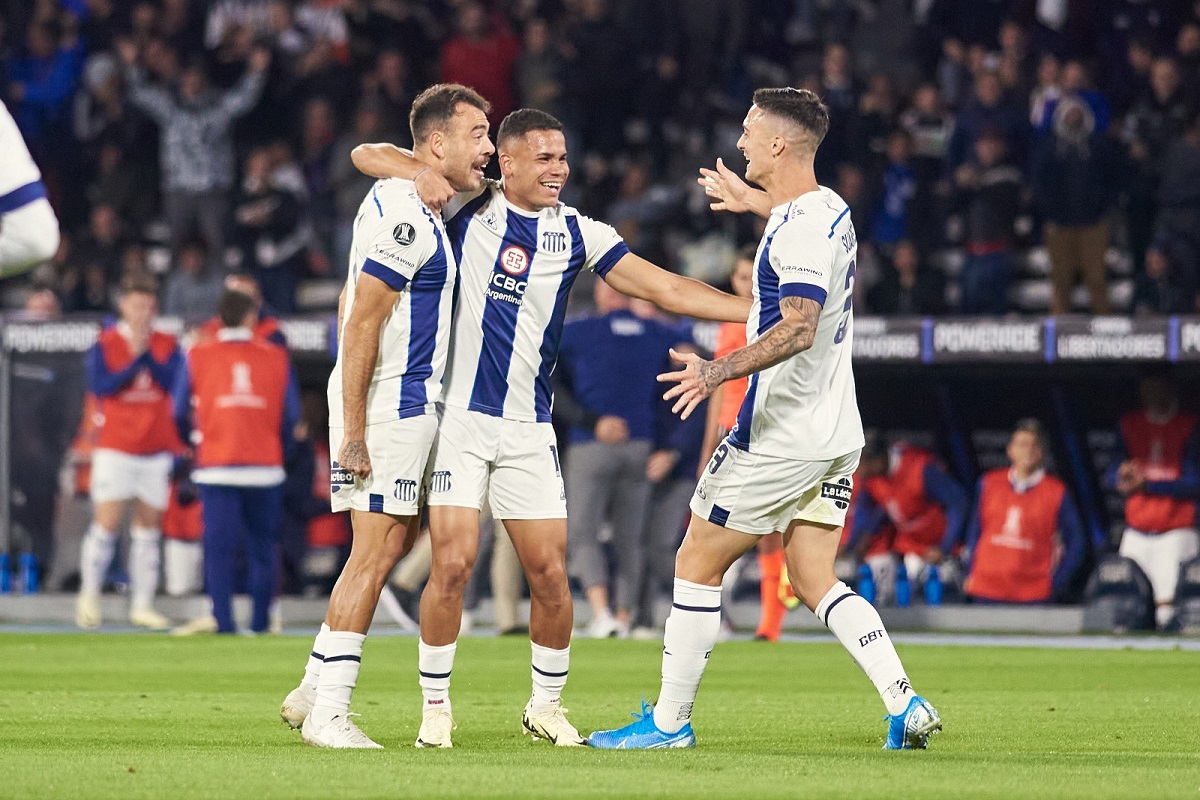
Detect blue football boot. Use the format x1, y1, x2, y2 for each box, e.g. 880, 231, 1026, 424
884, 695, 942, 750
587, 699, 696, 750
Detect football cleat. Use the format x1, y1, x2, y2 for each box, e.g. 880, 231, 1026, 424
75, 593, 102, 629
170, 615, 218, 636
522, 700, 586, 746
130, 608, 172, 631
884, 695, 942, 750
301, 712, 382, 749
280, 684, 315, 729
414, 706, 456, 748
587, 699, 696, 749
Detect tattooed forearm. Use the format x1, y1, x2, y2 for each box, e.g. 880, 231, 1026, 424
712, 296, 822, 381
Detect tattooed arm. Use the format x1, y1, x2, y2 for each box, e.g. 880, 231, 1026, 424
658, 296, 822, 419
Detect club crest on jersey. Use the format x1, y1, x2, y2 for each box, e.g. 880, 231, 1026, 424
500, 245, 530, 275
820, 477, 852, 509
541, 231, 567, 253
330, 462, 354, 493
392, 222, 416, 246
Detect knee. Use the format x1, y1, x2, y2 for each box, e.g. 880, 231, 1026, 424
431, 552, 475, 593
526, 559, 569, 601
791, 567, 836, 610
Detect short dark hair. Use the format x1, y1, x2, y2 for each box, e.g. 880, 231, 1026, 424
497, 108, 563, 147
218, 289, 257, 328
409, 83, 491, 144
752, 87, 830, 149
120, 273, 158, 297
1012, 418, 1047, 448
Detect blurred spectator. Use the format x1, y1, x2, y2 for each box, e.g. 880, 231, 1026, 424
867, 240, 947, 315
1123, 57, 1195, 276
359, 49, 416, 147
963, 419, 1085, 604
515, 17, 565, 118
870, 130, 917, 253
329, 102, 388, 275
1132, 239, 1199, 315
947, 70, 1028, 172
607, 163, 681, 265
1154, 116, 1200, 293
850, 435, 969, 603
1031, 97, 1122, 314
559, 280, 687, 639
76, 273, 182, 631
1107, 37, 1155, 119
232, 144, 308, 313
1028, 53, 1062, 127
164, 239, 223, 319
566, 0, 634, 157
300, 96, 336, 267
86, 141, 156, 230
77, 203, 127, 282
1035, 61, 1110, 135
7, 18, 84, 161
119, 38, 269, 266
1108, 368, 1200, 630
954, 130, 1022, 314
205, 0, 273, 51
439, 1, 520, 126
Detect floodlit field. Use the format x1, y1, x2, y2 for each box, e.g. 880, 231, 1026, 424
3, 633, 1198, 799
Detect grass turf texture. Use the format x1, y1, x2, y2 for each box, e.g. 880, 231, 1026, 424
1, 634, 1197, 799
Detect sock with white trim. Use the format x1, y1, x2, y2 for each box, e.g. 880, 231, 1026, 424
300, 623, 331, 691
418, 639, 457, 713
530, 642, 569, 710
128, 525, 161, 612
310, 630, 365, 727
79, 522, 117, 597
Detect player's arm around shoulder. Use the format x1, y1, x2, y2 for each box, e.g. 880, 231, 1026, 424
350, 142, 463, 215
603, 252, 752, 323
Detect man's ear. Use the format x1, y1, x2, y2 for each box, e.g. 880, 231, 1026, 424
429, 131, 445, 160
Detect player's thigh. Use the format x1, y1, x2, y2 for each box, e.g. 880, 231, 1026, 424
330, 415, 437, 516
674, 513, 761, 586
347, 506, 418, 566
490, 419, 565, 520
427, 504, 482, 581
781, 519, 844, 609
425, 407, 492, 511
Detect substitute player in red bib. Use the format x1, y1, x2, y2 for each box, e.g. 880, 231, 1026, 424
76, 275, 183, 630
174, 290, 299, 635
1108, 369, 1200, 629
964, 419, 1085, 603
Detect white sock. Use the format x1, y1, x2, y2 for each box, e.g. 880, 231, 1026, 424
418, 639, 457, 711
310, 630, 365, 727
128, 526, 161, 611
653, 578, 722, 733
79, 523, 117, 597
816, 581, 914, 716
301, 623, 331, 691
530, 642, 569, 708
1155, 604, 1174, 629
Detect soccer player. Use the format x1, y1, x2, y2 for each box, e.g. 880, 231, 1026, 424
174, 289, 299, 637
76, 275, 183, 631
351, 108, 750, 748
278, 84, 495, 749
0, 99, 60, 276
589, 88, 942, 750
1109, 368, 1200, 629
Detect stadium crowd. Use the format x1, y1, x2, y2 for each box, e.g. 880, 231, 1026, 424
5, 0, 1200, 315
1, 0, 1198, 636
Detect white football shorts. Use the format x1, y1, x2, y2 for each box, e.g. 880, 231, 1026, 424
90, 448, 173, 509
689, 440, 860, 536
425, 405, 566, 519
328, 414, 437, 516
1119, 526, 1199, 603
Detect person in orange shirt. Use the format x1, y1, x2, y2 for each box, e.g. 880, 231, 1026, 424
963, 419, 1085, 604
76, 274, 184, 630
174, 290, 299, 634
699, 246, 799, 640
1108, 369, 1200, 629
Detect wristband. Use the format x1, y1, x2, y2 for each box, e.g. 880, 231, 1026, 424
414, 166, 430, 182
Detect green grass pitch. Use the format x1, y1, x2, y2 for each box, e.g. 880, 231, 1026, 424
2, 633, 1198, 799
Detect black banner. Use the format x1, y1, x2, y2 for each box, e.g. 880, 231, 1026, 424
852, 317, 924, 363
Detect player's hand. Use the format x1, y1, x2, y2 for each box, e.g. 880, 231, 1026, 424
646, 449, 678, 482
1116, 461, 1144, 495
594, 415, 629, 444
697, 158, 752, 213
658, 347, 724, 420
339, 438, 372, 479
415, 167, 456, 214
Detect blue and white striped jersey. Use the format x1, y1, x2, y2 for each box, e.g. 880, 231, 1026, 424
728, 186, 864, 461
442, 182, 629, 423
328, 178, 456, 426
